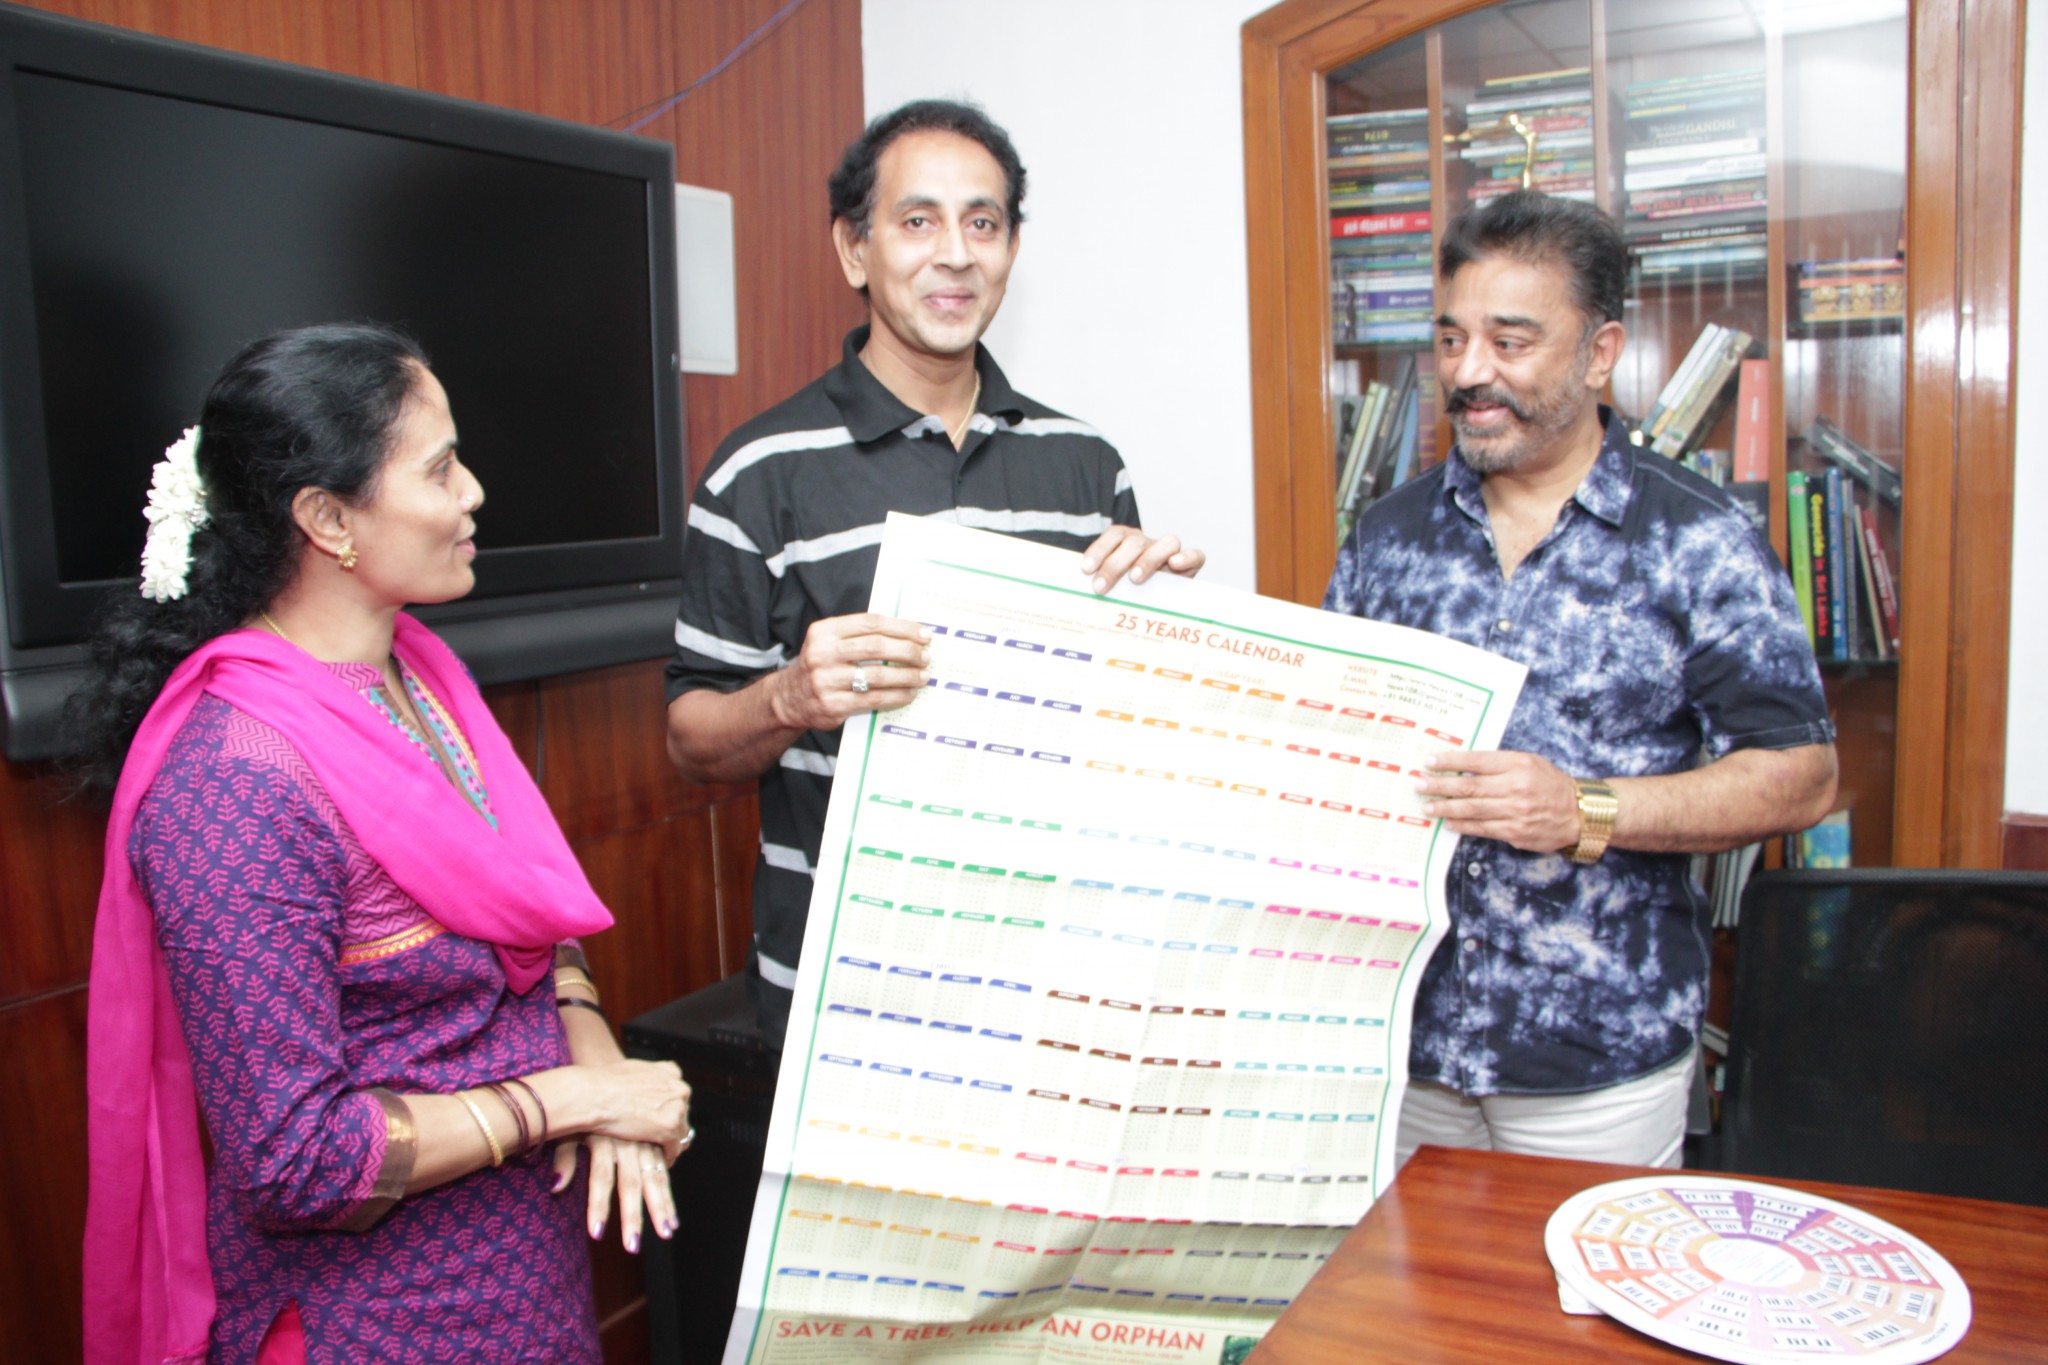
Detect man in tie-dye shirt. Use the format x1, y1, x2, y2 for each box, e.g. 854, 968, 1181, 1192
1324, 191, 1837, 1169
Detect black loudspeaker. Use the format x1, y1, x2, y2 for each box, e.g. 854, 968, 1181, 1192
624, 974, 782, 1363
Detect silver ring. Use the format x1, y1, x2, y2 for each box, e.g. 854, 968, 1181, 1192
682, 1126, 698, 1146
850, 667, 869, 694
642, 1161, 663, 1172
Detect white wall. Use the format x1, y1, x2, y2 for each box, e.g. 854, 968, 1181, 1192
2008, 18, 2047, 816
863, 0, 1268, 590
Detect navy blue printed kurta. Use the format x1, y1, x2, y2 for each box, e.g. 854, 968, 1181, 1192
1324, 408, 1831, 1095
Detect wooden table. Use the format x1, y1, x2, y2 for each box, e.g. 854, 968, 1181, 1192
1253, 1146, 2048, 1362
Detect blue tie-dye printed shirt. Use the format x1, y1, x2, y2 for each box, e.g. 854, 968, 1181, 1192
1324, 407, 1832, 1095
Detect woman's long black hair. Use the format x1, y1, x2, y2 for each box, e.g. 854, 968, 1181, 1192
65, 322, 429, 791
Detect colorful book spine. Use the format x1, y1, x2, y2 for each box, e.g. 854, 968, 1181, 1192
1623, 156, 1770, 192
1635, 244, 1768, 273
1787, 472, 1816, 645
1826, 467, 1853, 659
1623, 136, 1764, 166
1635, 113, 1764, 144
1808, 475, 1834, 658
1635, 221, 1768, 245
1732, 360, 1771, 482
1854, 503, 1889, 660
1626, 90, 1769, 120
1326, 149, 1431, 171
1861, 506, 1902, 651
1352, 320, 1435, 342
1331, 210, 1432, 239
1629, 178, 1769, 209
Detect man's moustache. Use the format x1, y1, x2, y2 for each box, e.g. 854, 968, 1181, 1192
1446, 385, 1529, 420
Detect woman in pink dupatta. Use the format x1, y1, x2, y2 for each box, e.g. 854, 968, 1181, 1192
73, 324, 694, 1365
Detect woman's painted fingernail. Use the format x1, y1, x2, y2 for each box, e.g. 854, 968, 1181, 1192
626, 1229, 639, 1254
591, 1216, 606, 1240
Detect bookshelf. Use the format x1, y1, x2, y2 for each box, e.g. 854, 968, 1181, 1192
1242, 0, 2022, 870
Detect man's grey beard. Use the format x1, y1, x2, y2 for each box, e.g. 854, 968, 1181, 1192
1447, 342, 1597, 474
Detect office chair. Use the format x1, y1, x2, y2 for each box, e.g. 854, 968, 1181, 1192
1707, 867, 2048, 1206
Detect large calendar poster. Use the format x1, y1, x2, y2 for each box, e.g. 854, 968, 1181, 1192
725, 515, 1528, 1364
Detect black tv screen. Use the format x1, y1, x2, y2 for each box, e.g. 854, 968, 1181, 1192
0, 7, 685, 757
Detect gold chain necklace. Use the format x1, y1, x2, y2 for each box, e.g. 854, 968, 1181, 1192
260, 611, 297, 646
948, 374, 982, 448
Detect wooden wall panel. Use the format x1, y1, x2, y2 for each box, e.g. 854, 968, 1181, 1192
669, 0, 870, 485
0, 2, 859, 1359
531, 661, 754, 847
575, 810, 728, 1048
711, 791, 765, 978
0, 763, 103, 1002
414, 0, 675, 127
80, 0, 418, 82
572, 810, 725, 1346
0, 990, 90, 1354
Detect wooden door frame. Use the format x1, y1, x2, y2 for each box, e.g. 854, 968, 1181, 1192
1239, 0, 2023, 867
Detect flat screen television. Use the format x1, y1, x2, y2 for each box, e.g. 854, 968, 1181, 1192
0, 6, 685, 759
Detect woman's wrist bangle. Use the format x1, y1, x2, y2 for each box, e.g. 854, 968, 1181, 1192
558, 995, 608, 1020
457, 1089, 506, 1167
555, 970, 601, 1006
486, 1082, 530, 1155
506, 1076, 550, 1147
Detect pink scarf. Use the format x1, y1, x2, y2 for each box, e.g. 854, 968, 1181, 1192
83, 616, 614, 1365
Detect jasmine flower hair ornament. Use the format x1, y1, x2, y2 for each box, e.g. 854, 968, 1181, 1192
139, 426, 208, 601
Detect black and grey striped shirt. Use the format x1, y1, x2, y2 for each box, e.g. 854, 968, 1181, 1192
665, 327, 1141, 985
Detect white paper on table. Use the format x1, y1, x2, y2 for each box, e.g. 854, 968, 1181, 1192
724, 514, 1527, 1364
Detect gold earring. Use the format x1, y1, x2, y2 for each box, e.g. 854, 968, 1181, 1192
338, 543, 359, 572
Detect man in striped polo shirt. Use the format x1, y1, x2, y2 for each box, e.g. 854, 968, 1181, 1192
664, 100, 1204, 1046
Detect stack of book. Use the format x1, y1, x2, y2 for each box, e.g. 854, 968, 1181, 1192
1637, 322, 1755, 458
1332, 353, 1424, 543
1620, 68, 1767, 278
1795, 255, 1906, 326
1786, 419, 1902, 662
1459, 68, 1594, 206
1327, 108, 1434, 344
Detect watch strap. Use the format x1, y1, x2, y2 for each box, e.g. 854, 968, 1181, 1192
1570, 778, 1619, 865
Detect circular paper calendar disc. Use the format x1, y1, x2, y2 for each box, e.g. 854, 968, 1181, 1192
1545, 1175, 1971, 1364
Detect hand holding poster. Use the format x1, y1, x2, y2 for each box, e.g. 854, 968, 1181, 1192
725, 515, 1528, 1363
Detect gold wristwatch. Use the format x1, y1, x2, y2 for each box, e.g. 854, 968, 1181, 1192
1569, 778, 1619, 865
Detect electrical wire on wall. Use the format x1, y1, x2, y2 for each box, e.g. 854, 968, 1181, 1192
606, 0, 814, 134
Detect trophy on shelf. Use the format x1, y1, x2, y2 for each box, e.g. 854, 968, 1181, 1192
1445, 110, 1540, 189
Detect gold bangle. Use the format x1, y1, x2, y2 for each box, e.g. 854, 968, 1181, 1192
555, 970, 601, 1006
457, 1089, 506, 1167
1570, 779, 1619, 865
